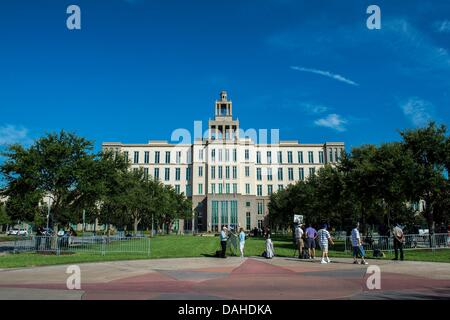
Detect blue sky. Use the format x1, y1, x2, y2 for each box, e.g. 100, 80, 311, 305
0, 0, 449, 153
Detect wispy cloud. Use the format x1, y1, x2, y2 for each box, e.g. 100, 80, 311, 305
434, 20, 450, 33
400, 97, 435, 127
301, 102, 328, 114
314, 114, 348, 132
290, 66, 359, 86
0, 125, 32, 146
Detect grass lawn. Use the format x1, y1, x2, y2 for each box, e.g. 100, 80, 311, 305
0, 235, 449, 268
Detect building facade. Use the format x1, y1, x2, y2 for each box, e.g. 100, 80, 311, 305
103, 91, 345, 232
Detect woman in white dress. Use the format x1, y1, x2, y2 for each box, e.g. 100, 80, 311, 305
265, 235, 275, 259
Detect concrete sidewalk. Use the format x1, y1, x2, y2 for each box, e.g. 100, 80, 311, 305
0, 257, 449, 299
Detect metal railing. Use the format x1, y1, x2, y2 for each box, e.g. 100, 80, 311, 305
13, 235, 151, 256
343, 233, 449, 253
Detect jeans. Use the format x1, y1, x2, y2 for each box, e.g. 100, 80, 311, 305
221, 241, 227, 258
394, 239, 404, 260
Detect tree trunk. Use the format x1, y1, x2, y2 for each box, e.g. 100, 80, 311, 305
133, 216, 140, 235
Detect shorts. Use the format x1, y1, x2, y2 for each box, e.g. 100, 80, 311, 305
306, 238, 316, 249
239, 242, 245, 251
296, 238, 304, 248
320, 242, 328, 253
353, 246, 365, 257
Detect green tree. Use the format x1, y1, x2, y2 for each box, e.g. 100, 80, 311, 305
400, 122, 448, 234
1, 131, 95, 229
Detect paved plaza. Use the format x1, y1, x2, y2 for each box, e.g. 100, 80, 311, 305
0, 257, 449, 300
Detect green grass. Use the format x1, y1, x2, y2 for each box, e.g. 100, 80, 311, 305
0, 235, 448, 268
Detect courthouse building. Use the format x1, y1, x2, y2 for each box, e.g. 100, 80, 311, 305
103, 91, 345, 233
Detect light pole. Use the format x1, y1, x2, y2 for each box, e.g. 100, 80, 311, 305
46, 195, 51, 230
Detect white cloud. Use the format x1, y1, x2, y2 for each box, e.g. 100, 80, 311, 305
434, 20, 450, 33
0, 125, 32, 146
314, 114, 348, 132
301, 103, 328, 114
400, 97, 435, 127
290, 66, 359, 86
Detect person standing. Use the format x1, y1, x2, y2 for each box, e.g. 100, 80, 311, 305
318, 224, 334, 264
305, 224, 318, 259
294, 224, 304, 259
220, 226, 228, 258
239, 227, 246, 258
351, 222, 368, 265
393, 223, 405, 261
265, 234, 275, 259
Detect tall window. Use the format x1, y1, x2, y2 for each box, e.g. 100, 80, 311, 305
267, 168, 273, 181
186, 167, 191, 180
299, 168, 305, 181
256, 151, 261, 164
329, 149, 333, 163
211, 166, 216, 179
154, 168, 159, 180
144, 168, 149, 180
278, 167, 283, 180
165, 168, 170, 181
211, 183, 216, 194
175, 185, 180, 194
225, 149, 230, 162
268, 185, 273, 195
144, 151, 149, 164
186, 184, 192, 196
335, 149, 339, 162
212, 201, 219, 230
256, 168, 262, 180
155, 151, 160, 164
218, 183, 223, 194
245, 166, 250, 177
198, 183, 203, 195
232, 183, 237, 194
288, 168, 294, 181
319, 151, 324, 164
230, 200, 238, 229
298, 151, 304, 164
245, 149, 250, 161
258, 202, 264, 215
211, 149, 216, 162
267, 151, 272, 164
218, 166, 223, 179
186, 150, 192, 163
232, 166, 237, 179
246, 212, 251, 231
198, 166, 203, 177
308, 151, 314, 163
225, 166, 230, 179
258, 220, 264, 229
277, 151, 283, 164
165, 151, 170, 164
176, 151, 181, 164
257, 185, 263, 196
198, 149, 203, 161
245, 184, 250, 195
219, 149, 223, 162
233, 149, 237, 162
225, 183, 230, 194
278, 184, 283, 191
309, 167, 316, 177
124, 151, 129, 163
175, 168, 181, 181
288, 151, 293, 164
134, 151, 139, 164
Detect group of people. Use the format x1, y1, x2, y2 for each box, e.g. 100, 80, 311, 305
295, 223, 336, 264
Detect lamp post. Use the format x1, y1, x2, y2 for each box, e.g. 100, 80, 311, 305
46, 195, 51, 230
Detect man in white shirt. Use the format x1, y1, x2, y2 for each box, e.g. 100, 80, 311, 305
220, 226, 228, 258
295, 224, 304, 259
351, 222, 368, 265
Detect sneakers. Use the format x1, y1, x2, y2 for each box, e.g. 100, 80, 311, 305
353, 260, 358, 264
320, 259, 327, 264
360, 260, 368, 265
326, 258, 331, 263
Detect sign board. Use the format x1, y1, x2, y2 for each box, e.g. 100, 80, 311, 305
293, 215, 303, 224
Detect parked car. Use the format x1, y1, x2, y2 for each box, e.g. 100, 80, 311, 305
7, 228, 28, 236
